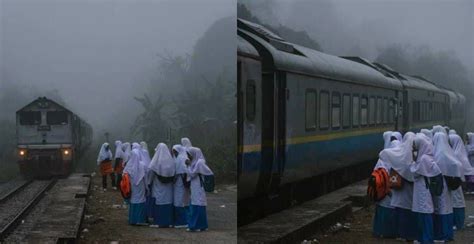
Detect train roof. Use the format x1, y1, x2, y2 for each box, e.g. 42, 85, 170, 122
17, 97, 72, 114
237, 18, 402, 90
238, 35, 259, 58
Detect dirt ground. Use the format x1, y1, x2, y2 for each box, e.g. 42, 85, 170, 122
311, 195, 474, 244
79, 172, 237, 243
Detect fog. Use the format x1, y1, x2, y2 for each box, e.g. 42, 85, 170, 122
1, 0, 234, 134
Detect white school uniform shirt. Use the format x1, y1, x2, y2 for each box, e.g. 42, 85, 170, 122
390, 181, 413, 210
411, 175, 434, 213
149, 171, 174, 205
433, 179, 453, 215
189, 172, 207, 206
451, 187, 465, 208
130, 176, 146, 204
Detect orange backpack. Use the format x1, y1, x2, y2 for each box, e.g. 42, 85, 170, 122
389, 170, 403, 189
367, 168, 390, 201
120, 173, 131, 200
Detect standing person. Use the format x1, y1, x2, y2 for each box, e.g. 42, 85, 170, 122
148, 143, 175, 228
432, 132, 463, 241
466, 133, 474, 192
420, 129, 433, 142
97, 142, 116, 191
387, 132, 417, 241
410, 133, 441, 244
371, 131, 396, 238
172, 144, 191, 228
122, 142, 131, 166
140, 141, 153, 223
449, 133, 474, 230
186, 147, 213, 232
181, 137, 193, 148
114, 140, 124, 189
123, 143, 147, 225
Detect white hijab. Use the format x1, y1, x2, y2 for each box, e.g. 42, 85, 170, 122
97, 142, 113, 165
432, 125, 447, 135
449, 134, 474, 176
466, 133, 474, 153
114, 140, 124, 159
411, 133, 442, 177
187, 147, 213, 176
379, 132, 415, 182
122, 142, 131, 163
172, 144, 189, 175
433, 132, 463, 179
149, 143, 175, 177
181, 137, 193, 148
449, 129, 457, 135
420, 129, 433, 141
123, 148, 146, 185
139, 141, 151, 167
374, 131, 394, 171
383, 131, 393, 149
392, 131, 403, 142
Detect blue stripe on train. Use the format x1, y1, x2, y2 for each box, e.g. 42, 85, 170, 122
240, 132, 384, 174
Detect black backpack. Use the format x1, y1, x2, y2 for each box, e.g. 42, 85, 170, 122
424, 174, 444, 196
157, 174, 174, 184
444, 176, 462, 191
199, 174, 215, 193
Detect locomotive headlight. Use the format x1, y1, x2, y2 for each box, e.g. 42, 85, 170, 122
19, 150, 26, 156
62, 149, 72, 160
64, 149, 70, 155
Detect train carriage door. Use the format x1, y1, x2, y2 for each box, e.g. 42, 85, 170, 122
237, 60, 243, 179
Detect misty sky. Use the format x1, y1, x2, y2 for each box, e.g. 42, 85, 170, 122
0, 0, 234, 136
242, 0, 473, 70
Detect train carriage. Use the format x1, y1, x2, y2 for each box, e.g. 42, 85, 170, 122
16, 97, 92, 178
237, 18, 467, 224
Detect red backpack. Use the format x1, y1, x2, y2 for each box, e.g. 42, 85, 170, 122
120, 173, 131, 200
367, 168, 390, 201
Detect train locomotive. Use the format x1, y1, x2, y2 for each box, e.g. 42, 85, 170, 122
237, 19, 466, 224
16, 97, 92, 178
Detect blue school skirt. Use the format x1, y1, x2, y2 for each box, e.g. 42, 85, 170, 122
373, 205, 397, 238
188, 205, 208, 231
415, 212, 433, 244
128, 202, 146, 225
433, 213, 454, 241
395, 207, 417, 240
153, 203, 174, 227
145, 196, 154, 221
453, 207, 465, 230
174, 206, 189, 226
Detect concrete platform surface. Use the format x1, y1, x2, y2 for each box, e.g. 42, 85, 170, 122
24, 173, 90, 242
238, 180, 367, 243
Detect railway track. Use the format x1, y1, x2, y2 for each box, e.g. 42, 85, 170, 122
0, 179, 56, 241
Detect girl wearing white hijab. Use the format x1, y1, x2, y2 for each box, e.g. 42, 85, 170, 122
186, 147, 213, 232
172, 144, 191, 228
383, 132, 417, 241
122, 142, 131, 166
420, 129, 433, 142
371, 131, 397, 238
181, 137, 193, 148
97, 142, 116, 191
449, 134, 474, 230
410, 133, 441, 243
466, 133, 474, 192
148, 143, 176, 228
114, 140, 124, 188
432, 125, 447, 135
123, 145, 147, 225
432, 132, 462, 241
139, 141, 153, 222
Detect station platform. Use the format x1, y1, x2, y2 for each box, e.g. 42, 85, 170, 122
23, 173, 90, 242
238, 180, 368, 243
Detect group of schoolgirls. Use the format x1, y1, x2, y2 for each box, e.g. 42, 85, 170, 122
369, 125, 474, 243
97, 137, 214, 232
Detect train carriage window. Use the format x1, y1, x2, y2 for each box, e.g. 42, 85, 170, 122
19, 111, 42, 125
383, 98, 388, 124
331, 92, 341, 129
388, 99, 395, 123
361, 95, 368, 126
246, 80, 256, 121
47, 111, 68, 125
342, 94, 351, 128
376, 97, 382, 124
352, 95, 360, 127
305, 90, 317, 130
413, 101, 420, 122
369, 96, 375, 125
429, 102, 433, 121
319, 91, 330, 130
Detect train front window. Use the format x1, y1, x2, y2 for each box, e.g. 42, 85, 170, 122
19, 111, 41, 125
47, 111, 68, 125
